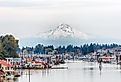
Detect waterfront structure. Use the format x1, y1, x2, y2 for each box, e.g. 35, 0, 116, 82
0, 60, 13, 71
6, 58, 21, 68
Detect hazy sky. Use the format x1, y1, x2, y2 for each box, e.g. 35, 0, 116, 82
0, 0, 121, 41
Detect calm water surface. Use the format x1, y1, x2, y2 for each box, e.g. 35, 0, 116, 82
4, 61, 121, 82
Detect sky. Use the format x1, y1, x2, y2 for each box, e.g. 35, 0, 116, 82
0, 0, 121, 46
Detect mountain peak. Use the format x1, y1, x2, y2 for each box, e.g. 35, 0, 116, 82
39, 24, 90, 40
57, 23, 71, 29
48, 24, 74, 39
56, 24, 74, 34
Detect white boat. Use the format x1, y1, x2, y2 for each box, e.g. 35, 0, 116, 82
65, 60, 82, 63
51, 64, 68, 69
6, 75, 14, 79
5, 70, 15, 80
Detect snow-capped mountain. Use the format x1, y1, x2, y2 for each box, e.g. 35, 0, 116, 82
40, 24, 89, 40
20, 24, 91, 47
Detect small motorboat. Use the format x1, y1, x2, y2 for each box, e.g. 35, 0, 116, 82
51, 64, 68, 69
14, 72, 21, 77
5, 70, 20, 80
6, 74, 14, 80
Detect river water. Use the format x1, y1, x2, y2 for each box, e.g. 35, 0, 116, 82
4, 61, 121, 82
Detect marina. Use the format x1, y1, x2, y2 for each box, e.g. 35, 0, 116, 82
2, 61, 121, 82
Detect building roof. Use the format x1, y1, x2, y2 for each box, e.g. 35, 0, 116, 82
0, 60, 13, 67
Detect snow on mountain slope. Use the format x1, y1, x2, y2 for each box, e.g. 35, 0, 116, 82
40, 24, 89, 40
27, 24, 92, 46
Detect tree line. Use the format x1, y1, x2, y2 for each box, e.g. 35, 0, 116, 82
0, 34, 120, 59
21, 43, 120, 55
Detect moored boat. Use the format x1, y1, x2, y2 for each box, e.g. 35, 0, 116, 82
51, 64, 68, 69
14, 71, 21, 77
4, 70, 21, 80
6, 74, 14, 80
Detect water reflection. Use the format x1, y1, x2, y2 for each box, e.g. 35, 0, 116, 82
2, 78, 18, 82
3, 62, 121, 82
99, 71, 102, 79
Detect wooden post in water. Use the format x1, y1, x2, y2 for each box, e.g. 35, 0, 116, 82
28, 64, 31, 82
29, 69, 30, 82
119, 55, 121, 69
0, 74, 1, 82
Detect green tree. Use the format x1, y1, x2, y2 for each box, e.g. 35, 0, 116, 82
0, 35, 19, 58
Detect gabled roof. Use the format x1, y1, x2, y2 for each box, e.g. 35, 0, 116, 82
0, 60, 13, 67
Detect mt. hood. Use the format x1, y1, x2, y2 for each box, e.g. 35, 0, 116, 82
41, 24, 89, 40
20, 24, 91, 47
